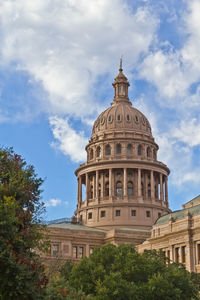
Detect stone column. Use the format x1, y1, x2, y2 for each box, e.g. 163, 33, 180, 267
79, 176, 82, 206
165, 176, 168, 205
77, 176, 80, 208
151, 170, 154, 199
111, 169, 115, 199
86, 173, 89, 205
96, 170, 99, 198
160, 173, 164, 201
77, 177, 79, 208
92, 175, 95, 199
137, 168, 141, 197
101, 172, 104, 198
144, 172, 148, 199
123, 168, 127, 197
109, 168, 112, 197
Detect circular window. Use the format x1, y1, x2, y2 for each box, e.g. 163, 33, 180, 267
142, 117, 146, 125
126, 114, 131, 122
95, 120, 99, 127
135, 115, 139, 123
100, 117, 105, 125
108, 115, 113, 123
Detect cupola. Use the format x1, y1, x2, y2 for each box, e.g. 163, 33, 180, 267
112, 58, 131, 104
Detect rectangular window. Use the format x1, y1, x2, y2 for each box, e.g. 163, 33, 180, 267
52, 244, 59, 257
181, 246, 186, 264
131, 210, 136, 216
116, 188, 122, 197
72, 246, 77, 258
116, 210, 120, 216
198, 244, 200, 264
101, 210, 106, 218
89, 247, 94, 255
146, 211, 151, 218
88, 212, 92, 219
175, 247, 180, 263
78, 247, 84, 258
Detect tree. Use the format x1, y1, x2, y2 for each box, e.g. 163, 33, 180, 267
0, 147, 48, 300
65, 244, 200, 300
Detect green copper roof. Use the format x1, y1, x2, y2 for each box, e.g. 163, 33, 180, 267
48, 223, 106, 232
183, 194, 200, 206
156, 202, 200, 225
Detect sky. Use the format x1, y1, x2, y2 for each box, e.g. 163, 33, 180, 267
0, 0, 200, 221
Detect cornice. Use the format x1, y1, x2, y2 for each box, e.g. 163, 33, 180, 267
75, 159, 170, 176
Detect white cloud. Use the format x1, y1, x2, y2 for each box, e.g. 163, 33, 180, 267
0, 0, 199, 191
139, 0, 200, 105
172, 119, 200, 147
49, 116, 88, 162
46, 198, 62, 207
0, 0, 158, 119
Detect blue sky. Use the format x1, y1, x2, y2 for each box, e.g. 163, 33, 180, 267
0, 0, 200, 221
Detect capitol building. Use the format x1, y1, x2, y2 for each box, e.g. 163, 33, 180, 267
42, 63, 200, 273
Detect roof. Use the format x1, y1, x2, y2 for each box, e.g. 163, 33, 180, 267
48, 222, 107, 232
183, 195, 200, 207
155, 203, 200, 225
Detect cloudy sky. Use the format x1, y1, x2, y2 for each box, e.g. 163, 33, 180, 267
0, 0, 200, 221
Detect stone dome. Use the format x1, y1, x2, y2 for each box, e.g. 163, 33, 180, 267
91, 61, 152, 139
92, 102, 152, 138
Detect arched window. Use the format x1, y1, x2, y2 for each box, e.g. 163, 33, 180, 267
138, 145, 142, 156
97, 146, 101, 158
141, 182, 144, 197
90, 185, 93, 199
90, 149, 94, 160
155, 184, 158, 199
127, 144, 132, 155
105, 144, 111, 155
127, 181, 133, 196
116, 143, 121, 154
147, 147, 150, 158
148, 183, 151, 198
116, 181, 122, 197
99, 183, 101, 197
105, 182, 109, 196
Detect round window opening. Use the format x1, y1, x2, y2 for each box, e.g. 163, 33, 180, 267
142, 117, 146, 125
108, 115, 113, 123
126, 114, 130, 121
135, 115, 139, 123
101, 117, 105, 125
117, 114, 121, 122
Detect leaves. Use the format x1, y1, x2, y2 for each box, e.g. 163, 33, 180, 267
65, 244, 200, 300
0, 147, 47, 299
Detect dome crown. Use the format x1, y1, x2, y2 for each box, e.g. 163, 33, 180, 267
112, 58, 131, 105
92, 62, 152, 138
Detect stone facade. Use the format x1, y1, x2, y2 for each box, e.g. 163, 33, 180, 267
137, 195, 200, 273
42, 64, 200, 273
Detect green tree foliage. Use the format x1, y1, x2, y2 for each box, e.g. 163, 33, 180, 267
0, 147, 48, 300
63, 244, 200, 300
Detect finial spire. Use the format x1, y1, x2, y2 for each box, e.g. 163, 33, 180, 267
119, 56, 123, 71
